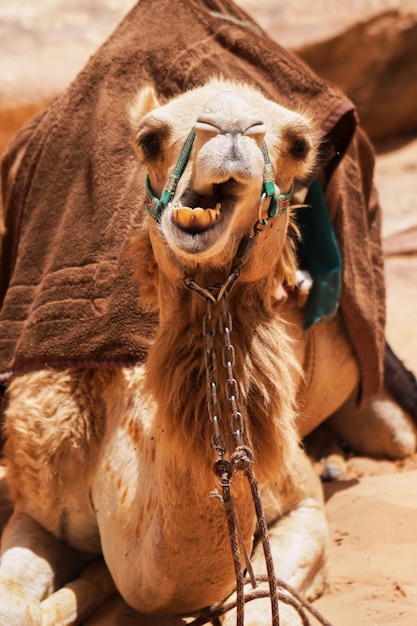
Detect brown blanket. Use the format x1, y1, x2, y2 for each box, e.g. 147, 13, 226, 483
0, 0, 385, 404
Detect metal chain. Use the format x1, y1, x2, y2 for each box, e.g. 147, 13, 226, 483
186, 236, 273, 625
219, 296, 245, 449
202, 293, 246, 456
184, 213, 270, 458
203, 299, 227, 457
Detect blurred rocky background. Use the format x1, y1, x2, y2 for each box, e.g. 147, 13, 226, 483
1, 0, 416, 368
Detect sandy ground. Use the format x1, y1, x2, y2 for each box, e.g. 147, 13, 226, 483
316, 467, 417, 625
0, 1, 417, 625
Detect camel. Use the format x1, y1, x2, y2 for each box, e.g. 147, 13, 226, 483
0, 78, 416, 626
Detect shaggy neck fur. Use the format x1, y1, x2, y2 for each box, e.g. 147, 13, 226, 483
137, 231, 302, 484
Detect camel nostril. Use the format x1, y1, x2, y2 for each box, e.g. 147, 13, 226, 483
212, 179, 237, 198
195, 120, 222, 136
243, 122, 266, 139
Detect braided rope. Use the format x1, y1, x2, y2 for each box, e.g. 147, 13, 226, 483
194, 446, 334, 626
190, 575, 334, 626
213, 459, 245, 626
232, 447, 280, 625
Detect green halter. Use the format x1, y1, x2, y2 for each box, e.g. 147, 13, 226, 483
261, 142, 294, 217
144, 128, 293, 222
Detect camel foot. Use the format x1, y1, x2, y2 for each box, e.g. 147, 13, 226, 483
0, 579, 43, 625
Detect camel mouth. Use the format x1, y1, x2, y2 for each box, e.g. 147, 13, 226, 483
171, 180, 236, 234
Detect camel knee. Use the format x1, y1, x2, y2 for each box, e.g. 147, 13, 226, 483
272, 499, 327, 599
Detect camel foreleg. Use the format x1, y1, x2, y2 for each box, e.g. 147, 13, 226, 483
39, 559, 116, 626
0, 510, 116, 626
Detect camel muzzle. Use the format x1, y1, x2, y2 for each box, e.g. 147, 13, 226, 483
144, 128, 294, 224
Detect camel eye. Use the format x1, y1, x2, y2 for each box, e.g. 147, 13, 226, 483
290, 138, 309, 160
140, 134, 161, 158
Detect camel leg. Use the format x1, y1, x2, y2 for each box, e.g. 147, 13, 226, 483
40, 559, 117, 626
223, 451, 327, 626
0, 510, 114, 626
327, 386, 417, 459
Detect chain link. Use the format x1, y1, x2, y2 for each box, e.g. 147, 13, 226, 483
219, 298, 245, 446
203, 299, 227, 456
201, 292, 246, 456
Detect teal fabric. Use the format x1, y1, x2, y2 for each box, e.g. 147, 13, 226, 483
297, 179, 342, 329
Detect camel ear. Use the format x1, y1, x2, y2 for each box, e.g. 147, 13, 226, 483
129, 86, 160, 128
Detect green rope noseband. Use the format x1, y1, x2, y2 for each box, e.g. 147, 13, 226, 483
144, 129, 293, 222
145, 128, 197, 222
261, 142, 294, 217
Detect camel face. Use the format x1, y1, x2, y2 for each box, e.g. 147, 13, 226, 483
132, 80, 319, 268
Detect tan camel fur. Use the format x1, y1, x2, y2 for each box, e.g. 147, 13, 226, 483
0, 79, 415, 626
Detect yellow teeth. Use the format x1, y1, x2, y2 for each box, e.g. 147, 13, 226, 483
172, 203, 221, 228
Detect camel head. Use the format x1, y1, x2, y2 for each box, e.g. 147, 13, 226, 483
130, 79, 320, 285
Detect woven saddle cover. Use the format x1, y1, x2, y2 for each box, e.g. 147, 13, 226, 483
0, 0, 386, 406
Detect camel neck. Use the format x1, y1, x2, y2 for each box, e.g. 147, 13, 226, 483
143, 269, 298, 482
